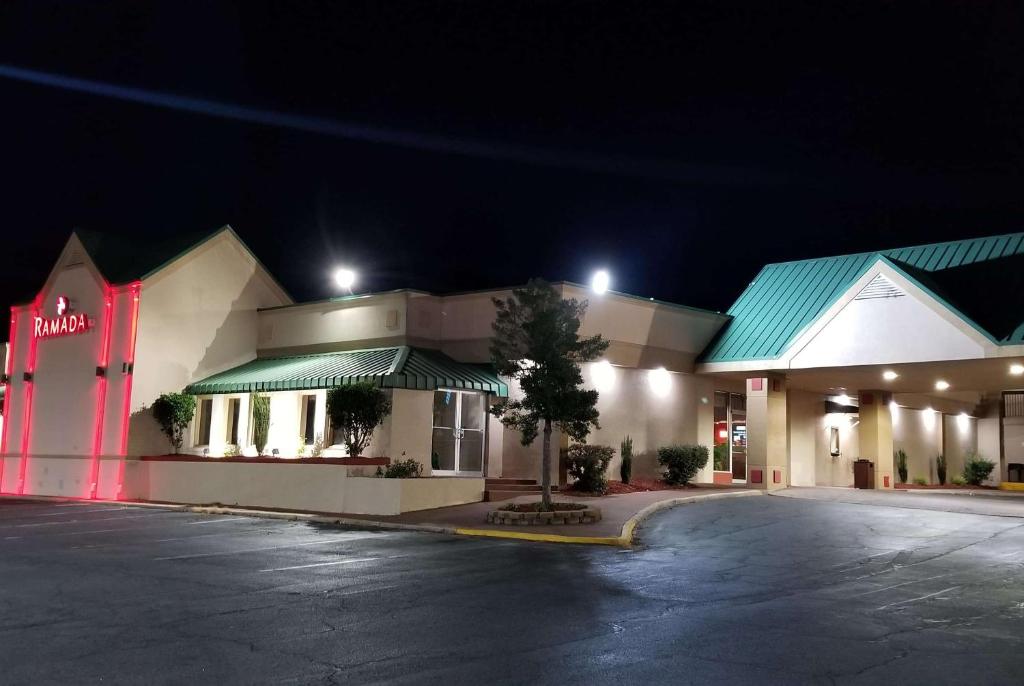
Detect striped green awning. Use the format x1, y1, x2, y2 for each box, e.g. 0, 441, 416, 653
184, 346, 508, 396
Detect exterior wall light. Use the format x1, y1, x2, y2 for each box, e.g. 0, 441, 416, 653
957, 412, 970, 433
889, 400, 899, 424
591, 269, 610, 294
882, 370, 898, 381
1011, 363, 1024, 376
935, 380, 950, 391
647, 367, 672, 398
923, 407, 936, 430
590, 360, 616, 392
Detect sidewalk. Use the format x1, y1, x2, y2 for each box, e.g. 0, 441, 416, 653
773, 486, 1024, 519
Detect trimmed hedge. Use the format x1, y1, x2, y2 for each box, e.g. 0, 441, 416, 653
657, 444, 709, 485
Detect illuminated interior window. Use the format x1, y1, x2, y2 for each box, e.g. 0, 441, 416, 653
194, 398, 213, 447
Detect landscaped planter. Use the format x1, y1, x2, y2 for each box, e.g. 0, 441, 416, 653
486, 506, 602, 526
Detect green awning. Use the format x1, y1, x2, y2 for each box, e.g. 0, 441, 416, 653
184, 346, 508, 396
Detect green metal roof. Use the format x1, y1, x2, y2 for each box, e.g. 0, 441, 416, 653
701, 232, 1024, 363
184, 346, 508, 396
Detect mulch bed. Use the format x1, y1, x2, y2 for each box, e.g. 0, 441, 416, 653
567, 478, 697, 497
499, 502, 589, 513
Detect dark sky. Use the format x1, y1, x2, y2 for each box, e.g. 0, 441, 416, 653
2, 1, 1023, 315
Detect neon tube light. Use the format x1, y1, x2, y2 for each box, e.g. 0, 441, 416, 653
115, 283, 141, 498
88, 290, 114, 499
0, 310, 16, 492
17, 301, 41, 495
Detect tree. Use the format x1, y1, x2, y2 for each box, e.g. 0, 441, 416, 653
250, 393, 271, 455
490, 279, 609, 509
151, 393, 196, 453
327, 382, 392, 457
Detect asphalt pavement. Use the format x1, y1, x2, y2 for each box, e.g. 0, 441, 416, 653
1, 494, 1023, 684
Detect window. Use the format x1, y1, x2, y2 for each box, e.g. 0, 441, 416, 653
300, 394, 317, 445
225, 398, 241, 446
194, 398, 213, 447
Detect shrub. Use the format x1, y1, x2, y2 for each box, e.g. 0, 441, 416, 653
912, 476, 928, 486
223, 444, 241, 458
151, 393, 196, 452
310, 433, 325, 458
950, 475, 967, 486
658, 445, 709, 485
383, 458, 422, 478
963, 452, 996, 486
713, 443, 729, 471
297, 437, 307, 457
935, 453, 947, 485
327, 382, 392, 457
566, 444, 614, 493
619, 435, 633, 485
250, 393, 270, 455
894, 448, 908, 484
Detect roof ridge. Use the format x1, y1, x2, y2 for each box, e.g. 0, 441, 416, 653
757, 230, 1024, 269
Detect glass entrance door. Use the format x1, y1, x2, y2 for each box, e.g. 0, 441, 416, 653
431, 390, 485, 475
714, 391, 747, 482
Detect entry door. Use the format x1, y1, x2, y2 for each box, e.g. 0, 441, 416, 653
730, 394, 747, 482
431, 390, 485, 475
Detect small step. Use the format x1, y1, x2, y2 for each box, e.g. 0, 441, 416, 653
484, 478, 538, 486
484, 484, 558, 502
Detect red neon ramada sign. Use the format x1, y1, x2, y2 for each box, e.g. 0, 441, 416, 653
34, 295, 93, 339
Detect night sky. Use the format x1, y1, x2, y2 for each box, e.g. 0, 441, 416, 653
2, 2, 1023, 317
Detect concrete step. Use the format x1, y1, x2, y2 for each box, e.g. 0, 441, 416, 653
484, 485, 559, 502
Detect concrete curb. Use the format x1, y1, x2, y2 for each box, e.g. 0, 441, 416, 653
616, 489, 763, 546
459, 489, 763, 547
1, 490, 763, 546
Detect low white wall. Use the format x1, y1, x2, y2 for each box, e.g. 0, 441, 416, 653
139, 461, 482, 515
344, 477, 484, 515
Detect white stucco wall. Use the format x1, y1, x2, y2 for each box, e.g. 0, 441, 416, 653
892, 405, 944, 483
140, 461, 482, 514
942, 413, 978, 484
130, 231, 289, 456
257, 291, 409, 353
791, 291, 986, 369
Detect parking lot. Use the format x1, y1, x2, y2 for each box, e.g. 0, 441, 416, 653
2, 494, 1024, 684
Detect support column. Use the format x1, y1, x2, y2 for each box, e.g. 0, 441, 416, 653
746, 375, 787, 490
858, 390, 894, 489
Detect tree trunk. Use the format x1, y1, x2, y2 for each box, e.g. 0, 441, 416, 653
541, 418, 552, 509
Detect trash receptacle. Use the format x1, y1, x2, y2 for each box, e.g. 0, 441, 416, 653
854, 459, 875, 489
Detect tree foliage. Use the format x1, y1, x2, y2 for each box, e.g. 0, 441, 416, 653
151, 393, 196, 453
327, 382, 392, 458
250, 393, 271, 455
490, 279, 609, 507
